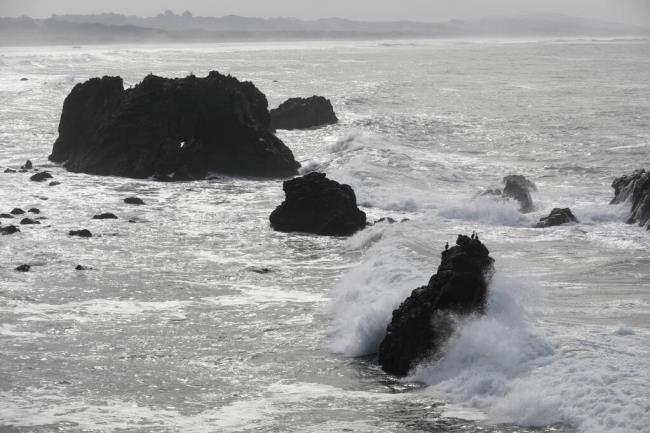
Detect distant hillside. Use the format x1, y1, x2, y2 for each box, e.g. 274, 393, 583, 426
1, 11, 648, 46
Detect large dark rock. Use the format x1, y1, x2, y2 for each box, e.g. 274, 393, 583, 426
482, 175, 536, 213
611, 169, 650, 228
10, 208, 24, 215
534, 208, 578, 228
378, 235, 495, 376
1, 225, 20, 235
270, 96, 338, 130
269, 172, 366, 236
49, 72, 300, 179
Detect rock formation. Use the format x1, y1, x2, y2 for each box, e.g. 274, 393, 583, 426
534, 208, 578, 228
49, 72, 300, 179
611, 169, 650, 228
269, 172, 366, 236
482, 175, 536, 213
270, 96, 338, 130
378, 235, 495, 376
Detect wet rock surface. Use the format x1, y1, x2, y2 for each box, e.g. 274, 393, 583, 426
534, 208, 578, 228
482, 175, 536, 213
611, 169, 650, 228
378, 235, 495, 376
270, 96, 338, 130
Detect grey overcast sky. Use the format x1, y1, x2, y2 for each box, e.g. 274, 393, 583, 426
1, 0, 649, 27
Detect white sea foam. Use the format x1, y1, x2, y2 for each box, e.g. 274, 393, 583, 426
438, 196, 532, 227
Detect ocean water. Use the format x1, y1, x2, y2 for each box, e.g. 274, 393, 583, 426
1, 39, 649, 432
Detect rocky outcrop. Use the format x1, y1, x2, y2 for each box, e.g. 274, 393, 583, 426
482, 175, 536, 213
30, 172, 52, 182
49, 72, 300, 179
611, 169, 650, 228
378, 235, 495, 376
270, 96, 338, 130
269, 172, 366, 236
534, 208, 578, 228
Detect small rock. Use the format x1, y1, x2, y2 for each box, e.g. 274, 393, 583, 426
75, 265, 91, 270
128, 219, 137, 223
18, 169, 27, 173
374, 217, 397, 224
10, 208, 25, 215
4, 168, 16, 173
15, 264, 31, 272
49, 181, 61, 186
20, 218, 40, 225
1, 225, 20, 235
28, 208, 40, 214
534, 208, 579, 228
21, 160, 33, 170
20, 77, 28, 81
0, 213, 13, 218
69, 229, 92, 238
124, 197, 145, 205
92, 213, 118, 220
250, 267, 271, 274
30, 172, 53, 182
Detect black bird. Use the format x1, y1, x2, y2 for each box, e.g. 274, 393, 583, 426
445, 242, 449, 251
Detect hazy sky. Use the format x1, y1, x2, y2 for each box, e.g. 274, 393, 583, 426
1, 0, 649, 27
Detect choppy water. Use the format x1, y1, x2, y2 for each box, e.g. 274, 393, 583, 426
1, 39, 649, 433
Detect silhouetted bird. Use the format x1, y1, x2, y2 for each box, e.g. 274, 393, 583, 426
445, 242, 449, 251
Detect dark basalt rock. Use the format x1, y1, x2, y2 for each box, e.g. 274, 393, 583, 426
269, 172, 366, 236
28, 208, 40, 214
611, 169, 650, 228
93, 213, 118, 220
378, 235, 495, 377
49, 72, 300, 179
1, 225, 20, 235
20, 218, 40, 225
482, 175, 536, 213
270, 96, 338, 130
534, 208, 578, 228
30, 171, 52, 182
124, 197, 145, 205
15, 264, 31, 272
22, 160, 33, 170
10, 208, 24, 215
4, 168, 16, 173
69, 229, 92, 238
0, 213, 13, 219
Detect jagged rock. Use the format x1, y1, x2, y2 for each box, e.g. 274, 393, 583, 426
15, 264, 30, 272
10, 208, 24, 215
69, 229, 92, 237
269, 172, 366, 236
93, 213, 118, 220
611, 169, 650, 228
4, 168, 16, 173
20, 218, 40, 225
270, 96, 338, 130
482, 175, 536, 213
28, 208, 40, 214
49, 72, 300, 179
124, 197, 145, 205
378, 235, 495, 376
534, 208, 578, 228
22, 160, 32, 169
30, 171, 52, 182
1, 225, 20, 235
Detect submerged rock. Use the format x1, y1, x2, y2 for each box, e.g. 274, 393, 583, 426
123, 197, 145, 205
269, 172, 366, 236
19, 218, 40, 225
1, 225, 20, 235
534, 208, 578, 228
49, 72, 300, 179
482, 174, 536, 213
69, 229, 92, 238
378, 235, 495, 376
49, 181, 61, 186
15, 264, 31, 272
30, 171, 52, 182
270, 96, 338, 130
28, 208, 40, 214
611, 169, 650, 228
4, 168, 16, 173
75, 265, 91, 270
93, 212, 118, 220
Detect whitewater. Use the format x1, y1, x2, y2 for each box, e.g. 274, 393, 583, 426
1, 39, 649, 432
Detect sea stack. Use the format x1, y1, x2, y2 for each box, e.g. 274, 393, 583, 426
270, 96, 338, 130
269, 172, 366, 236
378, 235, 495, 376
611, 169, 650, 228
49, 72, 300, 179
